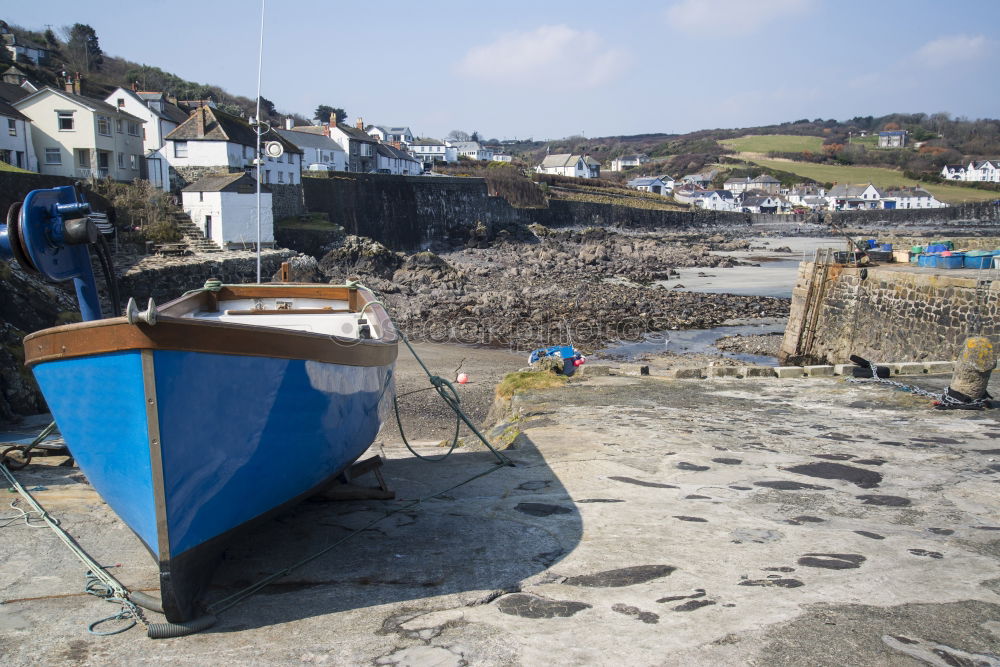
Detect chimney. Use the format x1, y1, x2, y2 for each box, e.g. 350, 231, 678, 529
62, 71, 73, 94
284, 117, 293, 130
131, 80, 138, 92
355, 117, 364, 130
195, 105, 206, 136
321, 123, 330, 137
73, 73, 81, 96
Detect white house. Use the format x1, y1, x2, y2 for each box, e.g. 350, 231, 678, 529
328, 118, 379, 172
878, 130, 907, 148
536, 153, 590, 178
609, 154, 649, 171
491, 153, 513, 163
161, 105, 302, 189
0, 22, 51, 66
694, 190, 737, 211
786, 184, 826, 206
366, 124, 414, 146
827, 183, 883, 210
964, 160, 1000, 183
0, 98, 36, 171
376, 142, 422, 175
452, 141, 494, 161
723, 176, 753, 195
883, 187, 947, 209
181, 172, 273, 250
278, 127, 346, 172
14, 85, 146, 181
940, 164, 965, 180
627, 176, 668, 195
408, 138, 456, 167
740, 194, 781, 214
105, 87, 188, 189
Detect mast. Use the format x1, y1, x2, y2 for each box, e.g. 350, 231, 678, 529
254, 0, 265, 283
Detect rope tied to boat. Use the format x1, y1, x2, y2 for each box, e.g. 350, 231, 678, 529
0, 458, 150, 635
181, 278, 224, 296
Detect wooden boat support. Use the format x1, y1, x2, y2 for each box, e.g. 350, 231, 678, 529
314, 455, 396, 501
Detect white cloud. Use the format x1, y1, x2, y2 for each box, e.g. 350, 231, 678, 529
665, 0, 815, 36
455, 25, 630, 89
914, 34, 992, 67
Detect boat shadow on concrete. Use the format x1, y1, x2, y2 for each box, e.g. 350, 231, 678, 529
202, 433, 583, 632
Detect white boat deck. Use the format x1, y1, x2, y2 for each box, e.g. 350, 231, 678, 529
185, 297, 387, 339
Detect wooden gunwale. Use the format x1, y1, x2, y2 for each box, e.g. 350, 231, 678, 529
23, 284, 397, 368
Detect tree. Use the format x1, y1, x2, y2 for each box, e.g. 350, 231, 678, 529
43, 28, 59, 48
257, 96, 276, 119
470, 130, 481, 142
64, 23, 103, 71
314, 105, 346, 124
447, 130, 470, 142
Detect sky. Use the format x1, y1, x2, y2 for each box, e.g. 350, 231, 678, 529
4, 1, 999, 141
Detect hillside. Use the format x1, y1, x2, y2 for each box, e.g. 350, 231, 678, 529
1, 19, 306, 124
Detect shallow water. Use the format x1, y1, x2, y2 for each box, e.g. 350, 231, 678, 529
599, 320, 786, 365
658, 236, 846, 298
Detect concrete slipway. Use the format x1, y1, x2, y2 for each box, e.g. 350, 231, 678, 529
2, 371, 1000, 666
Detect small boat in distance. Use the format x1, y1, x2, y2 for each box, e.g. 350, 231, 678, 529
23, 282, 398, 622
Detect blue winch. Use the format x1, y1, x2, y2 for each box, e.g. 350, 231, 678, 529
1, 184, 117, 321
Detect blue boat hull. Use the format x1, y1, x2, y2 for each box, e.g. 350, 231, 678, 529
32, 348, 394, 621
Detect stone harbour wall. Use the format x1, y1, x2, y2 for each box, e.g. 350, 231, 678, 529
780, 262, 1000, 364
119, 249, 295, 302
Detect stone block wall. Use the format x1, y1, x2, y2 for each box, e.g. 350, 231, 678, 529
270, 183, 305, 219
119, 249, 295, 302
780, 262, 999, 364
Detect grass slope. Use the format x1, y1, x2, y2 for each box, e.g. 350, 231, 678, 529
720, 134, 824, 153
747, 158, 997, 203
0, 161, 34, 174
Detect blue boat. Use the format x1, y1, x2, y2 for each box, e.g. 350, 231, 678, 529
22, 282, 397, 622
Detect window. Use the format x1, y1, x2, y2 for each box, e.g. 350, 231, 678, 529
45, 148, 62, 164
130, 154, 139, 170
265, 169, 270, 183
7, 119, 15, 136
117, 152, 124, 169
174, 141, 188, 158
277, 171, 284, 183
199, 191, 203, 202
116, 119, 123, 133
57, 111, 74, 131
116, 98, 125, 108
289, 172, 295, 184
128, 121, 139, 136
97, 116, 111, 136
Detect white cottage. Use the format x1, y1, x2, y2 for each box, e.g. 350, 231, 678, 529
14, 85, 145, 181
883, 187, 947, 209
408, 138, 456, 167
536, 153, 590, 178
181, 172, 273, 250
105, 88, 188, 189
0, 98, 36, 171
278, 127, 347, 172
162, 105, 302, 189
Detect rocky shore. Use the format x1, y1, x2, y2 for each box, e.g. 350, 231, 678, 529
303, 227, 790, 353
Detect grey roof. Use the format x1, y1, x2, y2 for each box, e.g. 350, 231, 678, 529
112, 88, 188, 125
15, 87, 145, 122
166, 105, 302, 153
0, 98, 28, 121
539, 153, 580, 168
628, 177, 663, 187
829, 183, 882, 198
879, 130, 907, 136
752, 174, 780, 183
452, 141, 482, 152
743, 195, 776, 206
583, 156, 600, 166
885, 187, 934, 198
182, 172, 271, 193
411, 137, 444, 146
277, 128, 345, 152
370, 125, 412, 136
331, 122, 377, 142
702, 190, 733, 199
724, 176, 751, 185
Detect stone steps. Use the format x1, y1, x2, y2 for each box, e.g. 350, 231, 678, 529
169, 213, 222, 253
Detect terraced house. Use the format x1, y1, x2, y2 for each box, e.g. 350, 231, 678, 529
14, 82, 145, 181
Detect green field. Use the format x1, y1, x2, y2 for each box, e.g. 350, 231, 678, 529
720, 134, 824, 153
746, 158, 997, 203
